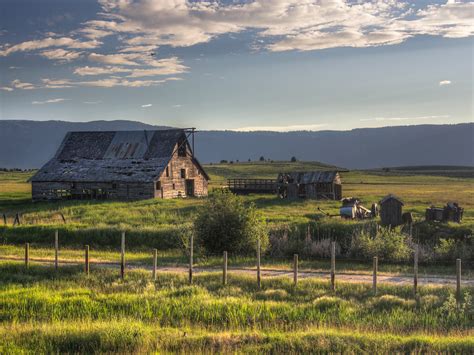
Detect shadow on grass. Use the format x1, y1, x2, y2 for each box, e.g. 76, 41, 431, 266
0, 262, 84, 286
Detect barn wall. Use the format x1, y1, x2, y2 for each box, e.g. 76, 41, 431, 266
155, 149, 208, 199
32, 181, 155, 201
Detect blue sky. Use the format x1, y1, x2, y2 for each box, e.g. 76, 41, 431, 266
0, 0, 472, 131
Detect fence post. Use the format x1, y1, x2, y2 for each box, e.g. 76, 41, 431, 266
223, 251, 228, 285
120, 232, 125, 280
152, 249, 157, 281
2, 213, 6, 225
330, 241, 336, 291
257, 239, 261, 289
414, 244, 418, 296
293, 254, 298, 285
25, 242, 29, 268
85, 245, 90, 275
54, 230, 59, 270
373, 256, 378, 295
456, 258, 461, 303
189, 234, 193, 285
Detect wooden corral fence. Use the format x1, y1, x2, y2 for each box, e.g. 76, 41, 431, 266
227, 179, 277, 194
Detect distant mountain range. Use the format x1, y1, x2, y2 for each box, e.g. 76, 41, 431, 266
0, 120, 472, 169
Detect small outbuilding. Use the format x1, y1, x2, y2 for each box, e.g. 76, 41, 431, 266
277, 171, 342, 200
379, 194, 404, 227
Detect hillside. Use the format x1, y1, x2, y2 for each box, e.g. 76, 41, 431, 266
0, 120, 472, 169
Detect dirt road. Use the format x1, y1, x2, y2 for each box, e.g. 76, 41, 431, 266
1, 256, 472, 287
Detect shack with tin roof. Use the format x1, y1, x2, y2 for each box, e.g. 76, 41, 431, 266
277, 171, 342, 200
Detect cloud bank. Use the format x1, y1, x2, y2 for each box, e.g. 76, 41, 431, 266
0, 0, 472, 91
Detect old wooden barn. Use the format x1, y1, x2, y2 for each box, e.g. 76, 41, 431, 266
277, 171, 342, 200
30, 129, 209, 201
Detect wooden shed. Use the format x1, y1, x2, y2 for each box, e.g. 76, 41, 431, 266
30, 129, 209, 201
277, 171, 342, 200
379, 194, 404, 227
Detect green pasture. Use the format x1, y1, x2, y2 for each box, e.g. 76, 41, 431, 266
0, 262, 472, 353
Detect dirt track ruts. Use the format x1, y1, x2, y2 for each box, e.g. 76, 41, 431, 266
1, 256, 472, 287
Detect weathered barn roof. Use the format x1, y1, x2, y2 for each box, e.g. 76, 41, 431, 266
380, 194, 404, 205
278, 171, 340, 184
31, 129, 209, 183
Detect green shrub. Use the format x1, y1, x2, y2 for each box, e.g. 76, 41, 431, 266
350, 228, 410, 262
434, 238, 474, 260
194, 190, 268, 255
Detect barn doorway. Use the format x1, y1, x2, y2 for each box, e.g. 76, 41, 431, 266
185, 179, 195, 197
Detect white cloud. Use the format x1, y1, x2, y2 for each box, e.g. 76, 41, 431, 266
128, 57, 189, 78
92, 0, 474, 52
234, 123, 329, 132
141, 104, 152, 108
119, 45, 158, 53
32, 98, 69, 105
11, 79, 36, 90
0, 86, 13, 92
40, 48, 82, 61
439, 80, 452, 86
74, 66, 129, 76
73, 57, 187, 77
41, 78, 74, 89
0, 0, 471, 93
88, 52, 141, 66
83, 100, 102, 104
0, 37, 101, 56
78, 28, 114, 40
75, 77, 178, 88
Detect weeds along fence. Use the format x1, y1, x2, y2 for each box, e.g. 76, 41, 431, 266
1, 221, 472, 265
5, 231, 467, 303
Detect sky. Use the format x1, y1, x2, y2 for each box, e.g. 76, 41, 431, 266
0, 0, 472, 131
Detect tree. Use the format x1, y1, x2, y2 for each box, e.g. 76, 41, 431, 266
259, 156, 265, 162
220, 159, 228, 164
194, 189, 268, 254
291, 156, 297, 162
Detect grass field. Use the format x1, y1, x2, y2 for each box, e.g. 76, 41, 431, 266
0, 261, 472, 353
0, 162, 473, 352
1, 162, 473, 230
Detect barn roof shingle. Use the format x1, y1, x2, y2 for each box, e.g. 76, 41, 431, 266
31, 129, 206, 183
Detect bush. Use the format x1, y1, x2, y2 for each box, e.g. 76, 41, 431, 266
434, 238, 474, 261
350, 227, 410, 262
194, 190, 268, 255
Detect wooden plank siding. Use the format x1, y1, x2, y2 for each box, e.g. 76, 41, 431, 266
155, 143, 208, 199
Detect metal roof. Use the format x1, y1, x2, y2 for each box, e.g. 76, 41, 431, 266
278, 171, 339, 184
31, 129, 207, 183
380, 194, 404, 205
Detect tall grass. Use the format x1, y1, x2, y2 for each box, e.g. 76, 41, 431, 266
1, 262, 472, 353
1, 321, 473, 354
0, 263, 472, 333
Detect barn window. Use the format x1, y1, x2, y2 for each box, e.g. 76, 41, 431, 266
180, 169, 186, 178
112, 183, 117, 189
172, 183, 176, 190
165, 166, 169, 177
156, 181, 161, 190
